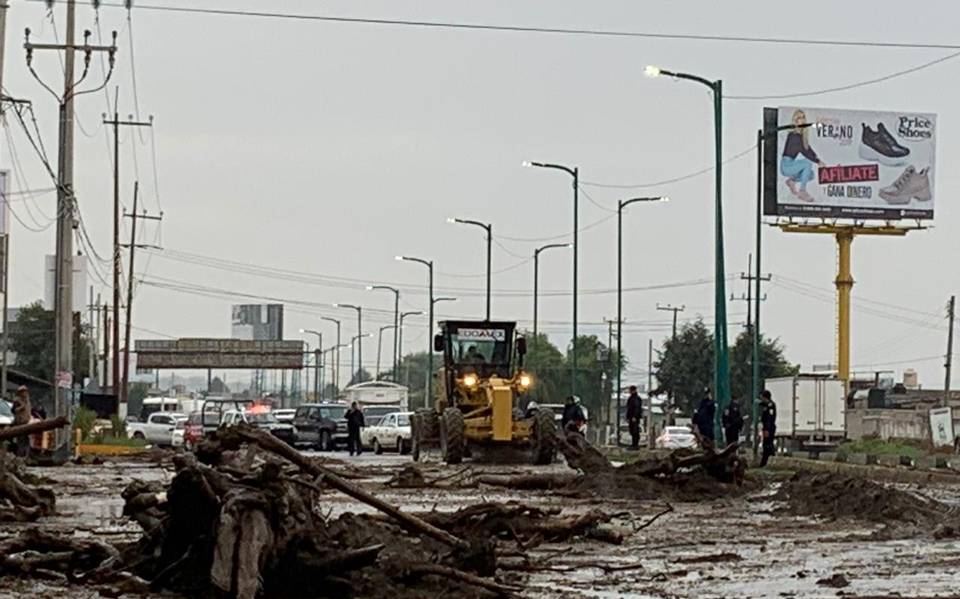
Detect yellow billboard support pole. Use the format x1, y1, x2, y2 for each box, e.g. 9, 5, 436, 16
779, 223, 911, 386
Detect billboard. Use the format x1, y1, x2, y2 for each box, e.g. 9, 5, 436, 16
135, 338, 304, 369
929, 407, 955, 448
231, 304, 284, 341
764, 107, 936, 220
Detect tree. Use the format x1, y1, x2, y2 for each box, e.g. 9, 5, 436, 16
654, 319, 713, 415
567, 334, 619, 424
9, 301, 91, 384
381, 351, 433, 409
521, 333, 566, 405
729, 326, 799, 401
348, 368, 372, 387
209, 376, 230, 395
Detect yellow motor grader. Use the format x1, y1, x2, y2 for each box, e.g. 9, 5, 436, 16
410, 320, 556, 465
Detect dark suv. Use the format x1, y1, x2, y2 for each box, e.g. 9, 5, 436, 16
293, 403, 348, 451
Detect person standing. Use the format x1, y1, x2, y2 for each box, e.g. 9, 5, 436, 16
561, 395, 585, 434
693, 389, 716, 444
345, 402, 365, 456
11, 386, 32, 457
625, 385, 642, 450
722, 400, 744, 446
759, 390, 778, 467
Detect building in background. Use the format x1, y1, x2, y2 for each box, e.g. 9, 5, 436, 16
231, 304, 284, 341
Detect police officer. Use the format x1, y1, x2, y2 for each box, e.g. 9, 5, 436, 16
625, 386, 642, 450
759, 390, 777, 466
345, 402, 365, 456
693, 389, 716, 444
722, 399, 744, 446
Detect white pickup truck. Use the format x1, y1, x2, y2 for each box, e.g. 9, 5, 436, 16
128, 412, 185, 446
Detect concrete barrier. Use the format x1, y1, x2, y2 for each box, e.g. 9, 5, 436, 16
845, 453, 876, 466
876, 454, 900, 468
819, 451, 841, 463
790, 451, 812, 460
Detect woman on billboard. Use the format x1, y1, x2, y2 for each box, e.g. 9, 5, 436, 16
780, 109, 825, 202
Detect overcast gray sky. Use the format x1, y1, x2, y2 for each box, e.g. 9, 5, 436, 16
4, 0, 959, 390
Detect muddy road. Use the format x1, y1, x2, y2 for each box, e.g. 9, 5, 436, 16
2, 448, 959, 598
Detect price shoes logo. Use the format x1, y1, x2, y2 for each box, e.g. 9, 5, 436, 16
897, 115, 933, 141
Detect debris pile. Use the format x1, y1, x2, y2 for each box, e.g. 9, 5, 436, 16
0, 451, 55, 522
0, 426, 641, 598
775, 471, 960, 539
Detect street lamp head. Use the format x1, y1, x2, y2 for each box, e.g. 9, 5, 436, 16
521, 160, 532, 168
644, 65, 662, 78
446, 217, 458, 224
659, 196, 670, 203
365, 285, 374, 291
332, 303, 340, 308
298, 328, 307, 333
394, 255, 404, 262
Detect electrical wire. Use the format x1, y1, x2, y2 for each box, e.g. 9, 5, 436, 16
725, 50, 960, 100
43, 1, 960, 51
580, 144, 756, 190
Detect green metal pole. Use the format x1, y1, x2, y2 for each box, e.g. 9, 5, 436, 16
616, 201, 623, 445
533, 250, 539, 339
572, 167, 579, 398
486, 224, 492, 321
752, 128, 762, 454
428, 261, 434, 407
713, 79, 731, 443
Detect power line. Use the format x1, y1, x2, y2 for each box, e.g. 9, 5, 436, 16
48, 2, 960, 51
725, 50, 960, 100
580, 143, 755, 190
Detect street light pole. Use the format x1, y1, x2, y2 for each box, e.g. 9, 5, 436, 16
616, 196, 668, 446
349, 333, 371, 382
397, 311, 422, 376
449, 218, 492, 320
376, 325, 397, 378
369, 285, 400, 379
320, 316, 341, 391
532, 243, 571, 339
334, 304, 362, 383
525, 161, 579, 397
646, 66, 729, 441
299, 329, 322, 400
397, 256, 434, 405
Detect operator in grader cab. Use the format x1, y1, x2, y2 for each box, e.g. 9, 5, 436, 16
410, 320, 557, 465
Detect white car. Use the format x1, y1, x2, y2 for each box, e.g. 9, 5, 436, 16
273, 408, 296, 423
172, 418, 186, 448
655, 425, 698, 449
361, 411, 412, 454
128, 412, 186, 446
0, 400, 14, 427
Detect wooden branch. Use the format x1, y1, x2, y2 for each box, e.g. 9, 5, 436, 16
232, 427, 471, 551
634, 504, 674, 531
0, 417, 69, 441
408, 563, 522, 597
475, 473, 578, 490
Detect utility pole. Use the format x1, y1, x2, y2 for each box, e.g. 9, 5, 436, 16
25, 6, 118, 455
735, 255, 771, 443
945, 295, 955, 408
0, 0, 9, 399
647, 338, 653, 394
120, 182, 161, 406
102, 303, 110, 388
656, 304, 685, 340
104, 108, 151, 399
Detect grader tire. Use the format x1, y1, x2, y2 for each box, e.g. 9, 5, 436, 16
440, 408, 465, 465
532, 408, 557, 465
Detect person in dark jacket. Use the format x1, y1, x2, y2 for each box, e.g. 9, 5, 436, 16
346, 402, 365, 456
625, 386, 642, 449
692, 389, 716, 443
722, 400, 744, 446
561, 396, 585, 434
759, 390, 777, 466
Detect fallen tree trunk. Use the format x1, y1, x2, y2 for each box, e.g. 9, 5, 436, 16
0, 454, 56, 521
230, 427, 472, 552
475, 473, 578, 490
0, 416, 70, 441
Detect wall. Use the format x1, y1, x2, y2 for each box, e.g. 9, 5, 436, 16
846, 407, 960, 442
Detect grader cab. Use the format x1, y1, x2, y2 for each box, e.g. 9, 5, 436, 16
410, 320, 556, 465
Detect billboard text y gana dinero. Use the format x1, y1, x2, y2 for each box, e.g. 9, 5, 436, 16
763, 107, 936, 220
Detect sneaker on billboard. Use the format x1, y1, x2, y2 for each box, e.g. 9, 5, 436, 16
879, 166, 931, 204
859, 123, 910, 166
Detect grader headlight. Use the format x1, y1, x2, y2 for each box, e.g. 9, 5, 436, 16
463, 374, 478, 388
519, 374, 532, 388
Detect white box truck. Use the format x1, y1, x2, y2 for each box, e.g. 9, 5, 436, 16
766, 375, 846, 451
341, 381, 409, 421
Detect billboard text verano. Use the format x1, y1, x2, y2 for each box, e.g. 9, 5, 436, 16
763, 106, 936, 220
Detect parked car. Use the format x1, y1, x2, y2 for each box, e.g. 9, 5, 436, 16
128, 412, 186, 446
198, 398, 254, 434
273, 408, 296, 423
655, 426, 698, 449
361, 411, 412, 454
220, 409, 296, 445
0, 400, 14, 427
292, 403, 348, 450
172, 418, 186, 448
